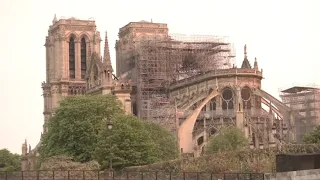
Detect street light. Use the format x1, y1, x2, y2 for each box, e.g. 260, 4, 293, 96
106, 118, 113, 172
107, 120, 113, 130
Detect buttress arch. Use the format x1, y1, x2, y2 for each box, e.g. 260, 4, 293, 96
178, 88, 220, 153
178, 91, 211, 111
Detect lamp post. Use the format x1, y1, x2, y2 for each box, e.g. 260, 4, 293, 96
106, 119, 113, 170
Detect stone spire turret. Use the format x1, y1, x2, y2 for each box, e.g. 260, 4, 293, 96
21, 139, 28, 156
103, 31, 113, 72
101, 31, 113, 88
52, 14, 57, 24
254, 57, 259, 71
241, 44, 252, 69
244, 44, 247, 58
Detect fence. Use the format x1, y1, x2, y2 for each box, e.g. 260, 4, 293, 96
0, 171, 264, 180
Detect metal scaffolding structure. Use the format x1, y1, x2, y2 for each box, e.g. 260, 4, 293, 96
280, 85, 320, 142
133, 35, 235, 123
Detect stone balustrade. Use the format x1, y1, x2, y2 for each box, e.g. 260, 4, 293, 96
169, 68, 263, 91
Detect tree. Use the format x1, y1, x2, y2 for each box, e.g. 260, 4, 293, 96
39, 94, 124, 163
303, 125, 320, 144
39, 156, 100, 171
40, 94, 179, 170
144, 121, 179, 161
205, 126, 249, 154
93, 115, 159, 170
0, 149, 20, 171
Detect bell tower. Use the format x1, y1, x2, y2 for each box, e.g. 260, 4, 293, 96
42, 15, 101, 134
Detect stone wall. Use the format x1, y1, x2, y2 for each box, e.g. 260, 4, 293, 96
264, 169, 320, 180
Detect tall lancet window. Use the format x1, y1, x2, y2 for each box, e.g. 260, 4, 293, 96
69, 37, 76, 79
80, 38, 87, 79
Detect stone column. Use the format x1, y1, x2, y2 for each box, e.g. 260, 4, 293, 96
203, 117, 207, 143
236, 87, 244, 129
114, 92, 132, 114
75, 40, 81, 80
125, 98, 132, 114
54, 38, 60, 80
21, 156, 29, 171
289, 112, 296, 142
254, 131, 259, 149
51, 86, 59, 111
244, 123, 249, 138
43, 91, 51, 134
45, 42, 50, 82
263, 118, 268, 147
216, 97, 222, 116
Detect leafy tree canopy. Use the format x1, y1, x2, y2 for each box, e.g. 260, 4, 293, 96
94, 115, 159, 169
144, 121, 179, 161
39, 94, 124, 163
40, 94, 179, 170
205, 126, 249, 154
39, 155, 100, 171
0, 149, 20, 171
303, 125, 320, 144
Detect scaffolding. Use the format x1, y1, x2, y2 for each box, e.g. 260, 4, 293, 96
279, 85, 320, 142
133, 34, 235, 124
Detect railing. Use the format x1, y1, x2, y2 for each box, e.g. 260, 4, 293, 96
0, 171, 265, 180
169, 68, 263, 91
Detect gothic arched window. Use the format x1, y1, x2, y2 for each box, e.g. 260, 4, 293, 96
81, 38, 87, 79
69, 37, 75, 79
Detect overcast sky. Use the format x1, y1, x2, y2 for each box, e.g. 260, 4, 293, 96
0, 0, 319, 154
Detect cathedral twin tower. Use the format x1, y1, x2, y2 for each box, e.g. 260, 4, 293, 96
42, 16, 132, 134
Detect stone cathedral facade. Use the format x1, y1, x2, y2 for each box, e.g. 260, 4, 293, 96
21, 16, 132, 171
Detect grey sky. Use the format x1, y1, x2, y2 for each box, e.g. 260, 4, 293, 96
0, 0, 319, 154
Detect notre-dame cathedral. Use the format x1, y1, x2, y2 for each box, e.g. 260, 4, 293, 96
21, 15, 132, 170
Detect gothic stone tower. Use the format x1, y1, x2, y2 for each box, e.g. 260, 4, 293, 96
42, 15, 101, 134
115, 20, 169, 78
22, 16, 133, 171
115, 21, 169, 117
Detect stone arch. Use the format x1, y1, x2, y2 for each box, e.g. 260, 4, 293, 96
252, 88, 290, 113
66, 32, 79, 42
261, 97, 283, 119
178, 91, 215, 111
178, 88, 220, 154
209, 97, 217, 111
79, 32, 90, 43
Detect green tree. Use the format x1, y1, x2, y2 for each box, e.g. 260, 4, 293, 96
303, 125, 320, 144
40, 94, 179, 169
0, 149, 20, 171
39, 94, 123, 163
144, 122, 179, 161
205, 126, 249, 154
39, 155, 100, 170
93, 115, 159, 170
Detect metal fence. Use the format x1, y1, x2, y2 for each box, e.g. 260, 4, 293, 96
0, 171, 265, 180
